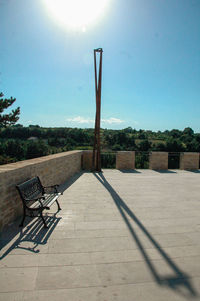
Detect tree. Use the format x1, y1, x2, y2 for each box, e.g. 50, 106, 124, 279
152, 142, 166, 151
5, 139, 25, 160
138, 139, 151, 151
0, 92, 20, 126
165, 138, 185, 152
26, 140, 49, 159
170, 129, 181, 139
183, 127, 194, 136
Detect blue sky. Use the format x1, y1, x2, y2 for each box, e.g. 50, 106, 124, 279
1, 0, 200, 131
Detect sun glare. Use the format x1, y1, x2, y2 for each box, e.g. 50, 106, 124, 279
43, 0, 110, 31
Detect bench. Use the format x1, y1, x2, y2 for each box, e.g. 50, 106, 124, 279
16, 176, 62, 228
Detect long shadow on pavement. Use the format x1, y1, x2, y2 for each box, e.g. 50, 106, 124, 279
0, 172, 84, 259
0, 213, 61, 259
94, 172, 198, 299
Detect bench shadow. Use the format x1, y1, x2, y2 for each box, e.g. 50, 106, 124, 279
0, 173, 84, 259
94, 172, 198, 299
0, 213, 61, 259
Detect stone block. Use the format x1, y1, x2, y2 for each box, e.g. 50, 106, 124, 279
180, 152, 199, 170
149, 152, 168, 170
116, 151, 135, 170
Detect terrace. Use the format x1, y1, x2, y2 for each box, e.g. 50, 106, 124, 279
0, 151, 200, 300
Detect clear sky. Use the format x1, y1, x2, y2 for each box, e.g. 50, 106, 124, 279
1, 0, 200, 131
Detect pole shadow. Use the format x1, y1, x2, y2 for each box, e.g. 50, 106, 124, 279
93, 172, 197, 299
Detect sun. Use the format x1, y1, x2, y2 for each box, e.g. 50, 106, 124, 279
43, 0, 110, 31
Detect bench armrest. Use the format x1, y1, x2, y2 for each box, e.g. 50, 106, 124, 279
44, 184, 59, 188
24, 196, 45, 202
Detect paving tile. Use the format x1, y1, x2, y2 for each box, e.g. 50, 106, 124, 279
75, 221, 127, 230
0, 292, 24, 301
0, 267, 38, 292
50, 228, 129, 239
38, 252, 92, 266
0, 254, 40, 268
35, 265, 100, 289
23, 288, 101, 301
0, 252, 92, 268
75, 228, 129, 238
48, 236, 133, 253
96, 261, 153, 285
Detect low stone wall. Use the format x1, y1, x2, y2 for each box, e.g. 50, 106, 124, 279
0, 150, 82, 231
149, 152, 168, 170
180, 152, 199, 170
116, 151, 135, 170
1, 149, 200, 230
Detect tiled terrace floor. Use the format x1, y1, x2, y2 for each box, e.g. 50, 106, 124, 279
1, 169, 200, 301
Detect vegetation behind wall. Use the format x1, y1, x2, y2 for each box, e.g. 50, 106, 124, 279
0, 125, 200, 165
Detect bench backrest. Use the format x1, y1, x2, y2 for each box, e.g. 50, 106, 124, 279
16, 176, 44, 202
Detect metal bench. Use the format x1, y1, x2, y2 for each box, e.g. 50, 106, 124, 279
16, 176, 61, 228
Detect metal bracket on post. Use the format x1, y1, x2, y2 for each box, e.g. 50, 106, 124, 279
92, 48, 103, 172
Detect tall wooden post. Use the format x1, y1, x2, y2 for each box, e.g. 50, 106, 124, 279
92, 48, 103, 172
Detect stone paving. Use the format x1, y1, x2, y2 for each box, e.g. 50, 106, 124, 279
0, 169, 200, 301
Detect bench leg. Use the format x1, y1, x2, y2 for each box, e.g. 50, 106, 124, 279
56, 200, 61, 211
19, 209, 26, 227
40, 212, 48, 228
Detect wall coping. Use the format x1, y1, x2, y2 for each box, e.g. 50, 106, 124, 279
180, 152, 199, 155
0, 150, 82, 173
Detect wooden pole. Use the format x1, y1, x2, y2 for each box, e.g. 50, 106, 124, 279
92, 48, 103, 172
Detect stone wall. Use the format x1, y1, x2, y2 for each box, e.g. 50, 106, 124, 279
0, 151, 82, 231
180, 152, 199, 170
116, 151, 135, 170
1, 149, 200, 230
149, 152, 168, 170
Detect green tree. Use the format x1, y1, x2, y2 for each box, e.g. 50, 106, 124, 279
152, 142, 166, 151
26, 140, 49, 159
183, 127, 194, 136
170, 129, 182, 138
165, 138, 185, 152
5, 140, 25, 160
138, 139, 151, 151
0, 92, 20, 126
185, 139, 200, 152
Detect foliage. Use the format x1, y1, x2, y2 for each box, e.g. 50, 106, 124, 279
101, 153, 116, 168
26, 140, 49, 159
0, 92, 20, 127
0, 125, 200, 166
135, 152, 149, 169
138, 139, 151, 151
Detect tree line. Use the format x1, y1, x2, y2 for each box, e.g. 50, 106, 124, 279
0, 125, 200, 165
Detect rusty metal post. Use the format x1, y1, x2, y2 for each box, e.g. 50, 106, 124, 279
92, 48, 103, 172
